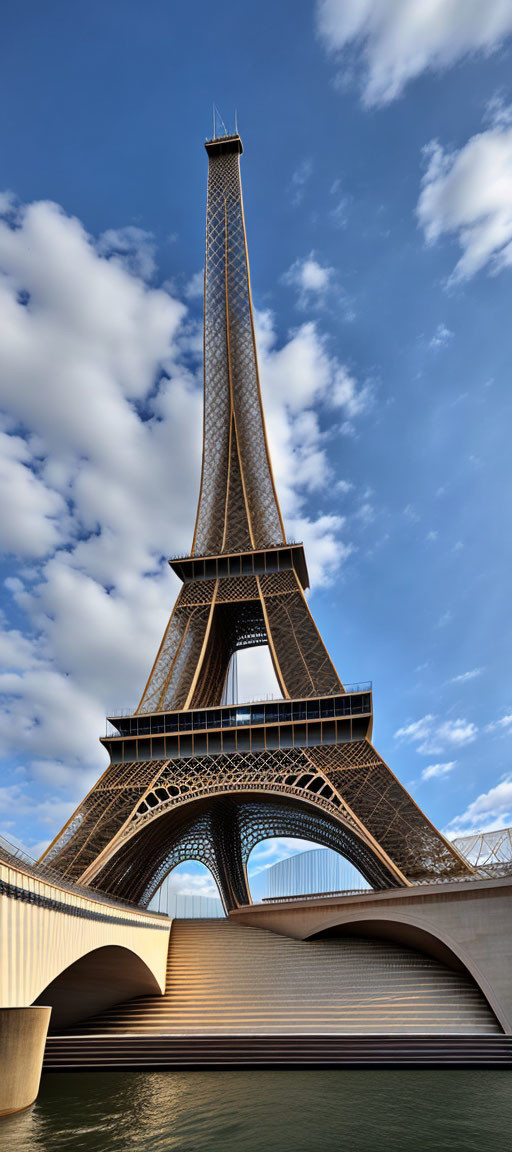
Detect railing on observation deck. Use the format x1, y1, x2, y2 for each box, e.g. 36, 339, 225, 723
168, 539, 302, 561
105, 683, 373, 731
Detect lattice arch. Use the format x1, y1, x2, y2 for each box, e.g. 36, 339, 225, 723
85, 790, 401, 911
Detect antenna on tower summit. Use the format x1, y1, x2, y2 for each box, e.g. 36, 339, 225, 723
212, 104, 229, 139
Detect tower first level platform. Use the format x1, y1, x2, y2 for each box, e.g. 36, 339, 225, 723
43, 682, 469, 911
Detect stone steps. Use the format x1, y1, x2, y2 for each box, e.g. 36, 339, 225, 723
69, 919, 500, 1036
43, 919, 508, 1067
44, 1034, 512, 1068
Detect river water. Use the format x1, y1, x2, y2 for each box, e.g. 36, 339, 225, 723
0, 1069, 509, 1152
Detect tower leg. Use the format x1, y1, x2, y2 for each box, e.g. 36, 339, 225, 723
210, 801, 250, 910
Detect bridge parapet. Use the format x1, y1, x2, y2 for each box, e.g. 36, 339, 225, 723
0, 845, 171, 1115
0, 835, 146, 912
0, 847, 170, 1010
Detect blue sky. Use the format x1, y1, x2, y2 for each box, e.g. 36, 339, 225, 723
1, 1, 512, 901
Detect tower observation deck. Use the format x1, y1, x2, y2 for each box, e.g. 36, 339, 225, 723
40, 132, 473, 911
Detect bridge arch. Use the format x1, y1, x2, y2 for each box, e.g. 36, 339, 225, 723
305, 910, 506, 1032
34, 944, 162, 1030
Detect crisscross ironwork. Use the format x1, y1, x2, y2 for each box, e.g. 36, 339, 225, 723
39, 133, 474, 910
192, 143, 285, 556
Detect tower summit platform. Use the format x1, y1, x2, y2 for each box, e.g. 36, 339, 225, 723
205, 132, 243, 157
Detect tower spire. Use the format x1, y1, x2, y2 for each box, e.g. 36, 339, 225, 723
192, 132, 285, 556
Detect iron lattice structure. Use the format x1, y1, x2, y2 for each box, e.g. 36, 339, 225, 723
453, 827, 512, 877
40, 133, 472, 910
192, 134, 284, 556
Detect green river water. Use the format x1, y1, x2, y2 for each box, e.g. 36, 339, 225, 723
0, 1069, 509, 1152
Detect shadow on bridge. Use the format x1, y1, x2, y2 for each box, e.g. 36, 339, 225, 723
34, 944, 163, 1030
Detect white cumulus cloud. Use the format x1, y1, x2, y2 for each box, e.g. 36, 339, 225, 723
0, 429, 65, 556
395, 714, 477, 755
289, 158, 313, 206
184, 269, 204, 299
152, 867, 220, 900
445, 776, 512, 836
429, 322, 453, 350
421, 761, 456, 781
417, 113, 512, 283
282, 253, 334, 306
248, 836, 320, 875
256, 311, 372, 531
486, 713, 512, 734
316, 0, 512, 106
95, 225, 157, 280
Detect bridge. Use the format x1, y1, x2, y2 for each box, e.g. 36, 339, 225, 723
2, 836, 512, 1113
0, 839, 170, 1115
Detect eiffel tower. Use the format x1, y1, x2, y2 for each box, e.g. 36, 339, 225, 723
41, 132, 472, 909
